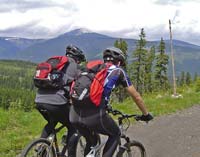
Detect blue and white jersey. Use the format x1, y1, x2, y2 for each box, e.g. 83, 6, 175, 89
103, 64, 132, 104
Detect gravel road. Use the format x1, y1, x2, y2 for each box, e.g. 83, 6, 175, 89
127, 105, 200, 157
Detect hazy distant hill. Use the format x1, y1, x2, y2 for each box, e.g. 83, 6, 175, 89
0, 38, 19, 59
16, 29, 132, 62
0, 37, 43, 59
0, 28, 200, 75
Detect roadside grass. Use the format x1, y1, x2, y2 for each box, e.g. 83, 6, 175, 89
0, 108, 67, 157
114, 86, 200, 116
0, 109, 45, 157
0, 86, 200, 156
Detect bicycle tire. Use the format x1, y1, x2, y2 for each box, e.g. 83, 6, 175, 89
21, 138, 56, 157
116, 140, 146, 157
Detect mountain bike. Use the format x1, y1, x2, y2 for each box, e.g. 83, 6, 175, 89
85, 107, 146, 157
21, 111, 84, 157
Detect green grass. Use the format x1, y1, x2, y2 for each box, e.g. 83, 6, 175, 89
114, 86, 200, 116
0, 86, 200, 156
0, 109, 45, 157
0, 108, 67, 157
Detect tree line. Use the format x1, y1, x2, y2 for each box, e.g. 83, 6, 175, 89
113, 28, 199, 101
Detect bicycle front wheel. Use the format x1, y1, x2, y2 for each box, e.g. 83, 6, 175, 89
21, 138, 56, 157
116, 140, 146, 157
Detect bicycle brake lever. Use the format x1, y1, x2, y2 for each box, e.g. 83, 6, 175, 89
134, 115, 141, 121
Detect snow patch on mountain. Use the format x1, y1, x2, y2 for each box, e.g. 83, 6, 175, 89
67, 28, 93, 36
5, 37, 20, 41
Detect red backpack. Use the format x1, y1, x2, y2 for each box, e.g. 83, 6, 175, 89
33, 56, 69, 89
70, 60, 111, 107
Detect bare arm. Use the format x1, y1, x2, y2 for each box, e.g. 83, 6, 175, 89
126, 85, 148, 115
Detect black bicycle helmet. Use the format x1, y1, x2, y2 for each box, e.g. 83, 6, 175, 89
66, 44, 86, 62
103, 47, 126, 65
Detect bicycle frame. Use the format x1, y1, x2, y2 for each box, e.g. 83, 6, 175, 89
47, 124, 66, 156
86, 141, 106, 157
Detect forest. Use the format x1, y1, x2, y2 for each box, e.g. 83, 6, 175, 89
0, 60, 36, 111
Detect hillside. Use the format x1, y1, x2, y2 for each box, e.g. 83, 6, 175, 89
0, 37, 44, 59
0, 29, 200, 75
0, 60, 36, 110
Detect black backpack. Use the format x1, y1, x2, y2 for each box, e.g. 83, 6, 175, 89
70, 60, 112, 107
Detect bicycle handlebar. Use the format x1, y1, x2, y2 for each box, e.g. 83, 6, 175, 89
107, 107, 142, 121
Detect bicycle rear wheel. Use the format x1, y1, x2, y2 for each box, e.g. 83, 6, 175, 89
21, 138, 56, 157
116, 140, 146, 157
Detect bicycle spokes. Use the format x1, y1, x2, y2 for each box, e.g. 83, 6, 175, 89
26, 143, 53, 157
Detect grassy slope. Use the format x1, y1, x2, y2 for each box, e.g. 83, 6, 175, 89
0, 110, 44, 157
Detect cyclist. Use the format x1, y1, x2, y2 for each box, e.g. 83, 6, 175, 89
70, 47, 153, 157
35, 44, 86, 157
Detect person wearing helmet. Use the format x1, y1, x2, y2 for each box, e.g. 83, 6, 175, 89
35, 44, 86, 157
66, 44, 86, 64
70, 47, 153, 157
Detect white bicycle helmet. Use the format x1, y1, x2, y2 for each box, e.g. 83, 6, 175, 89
103, 47, 126, 65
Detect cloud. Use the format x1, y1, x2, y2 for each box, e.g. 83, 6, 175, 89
154, 0, 187, 5
0, 0, 200, 45
0, 0, 78, 38
0, 0, 77, 13
0, 0, 52, 13
0, 21, 45, 38
0, 20, 74, 39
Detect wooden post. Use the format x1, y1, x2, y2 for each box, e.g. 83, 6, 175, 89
169, 19, 177, 96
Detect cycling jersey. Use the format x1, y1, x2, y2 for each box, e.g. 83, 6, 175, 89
70, 63, 133, 156
103, 64, 132, 105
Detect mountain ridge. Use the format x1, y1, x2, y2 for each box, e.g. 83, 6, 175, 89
0, 28, 200, 75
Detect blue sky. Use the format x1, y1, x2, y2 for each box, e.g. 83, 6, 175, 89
0, 0, 200, 45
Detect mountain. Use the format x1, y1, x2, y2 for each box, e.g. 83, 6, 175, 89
0, 38, 19, 59
0, 28, 200, 76
0, 37, 44, 59
16, 28, 129, 62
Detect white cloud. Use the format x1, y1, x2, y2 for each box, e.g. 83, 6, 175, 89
0, 0, 200, 45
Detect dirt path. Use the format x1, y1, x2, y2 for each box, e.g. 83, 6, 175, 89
127, 105, 200, 157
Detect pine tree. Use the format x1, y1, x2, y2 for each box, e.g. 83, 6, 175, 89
114, 38, 128, 68
185, 72, 192, 85
144, 46, 155, 92
154, 37, 169, 90
131, 28, 147, 94
114, 38, 128, 55
114, 39, 128, 102
180, 71, 185, 86
193, 72, 198, 82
